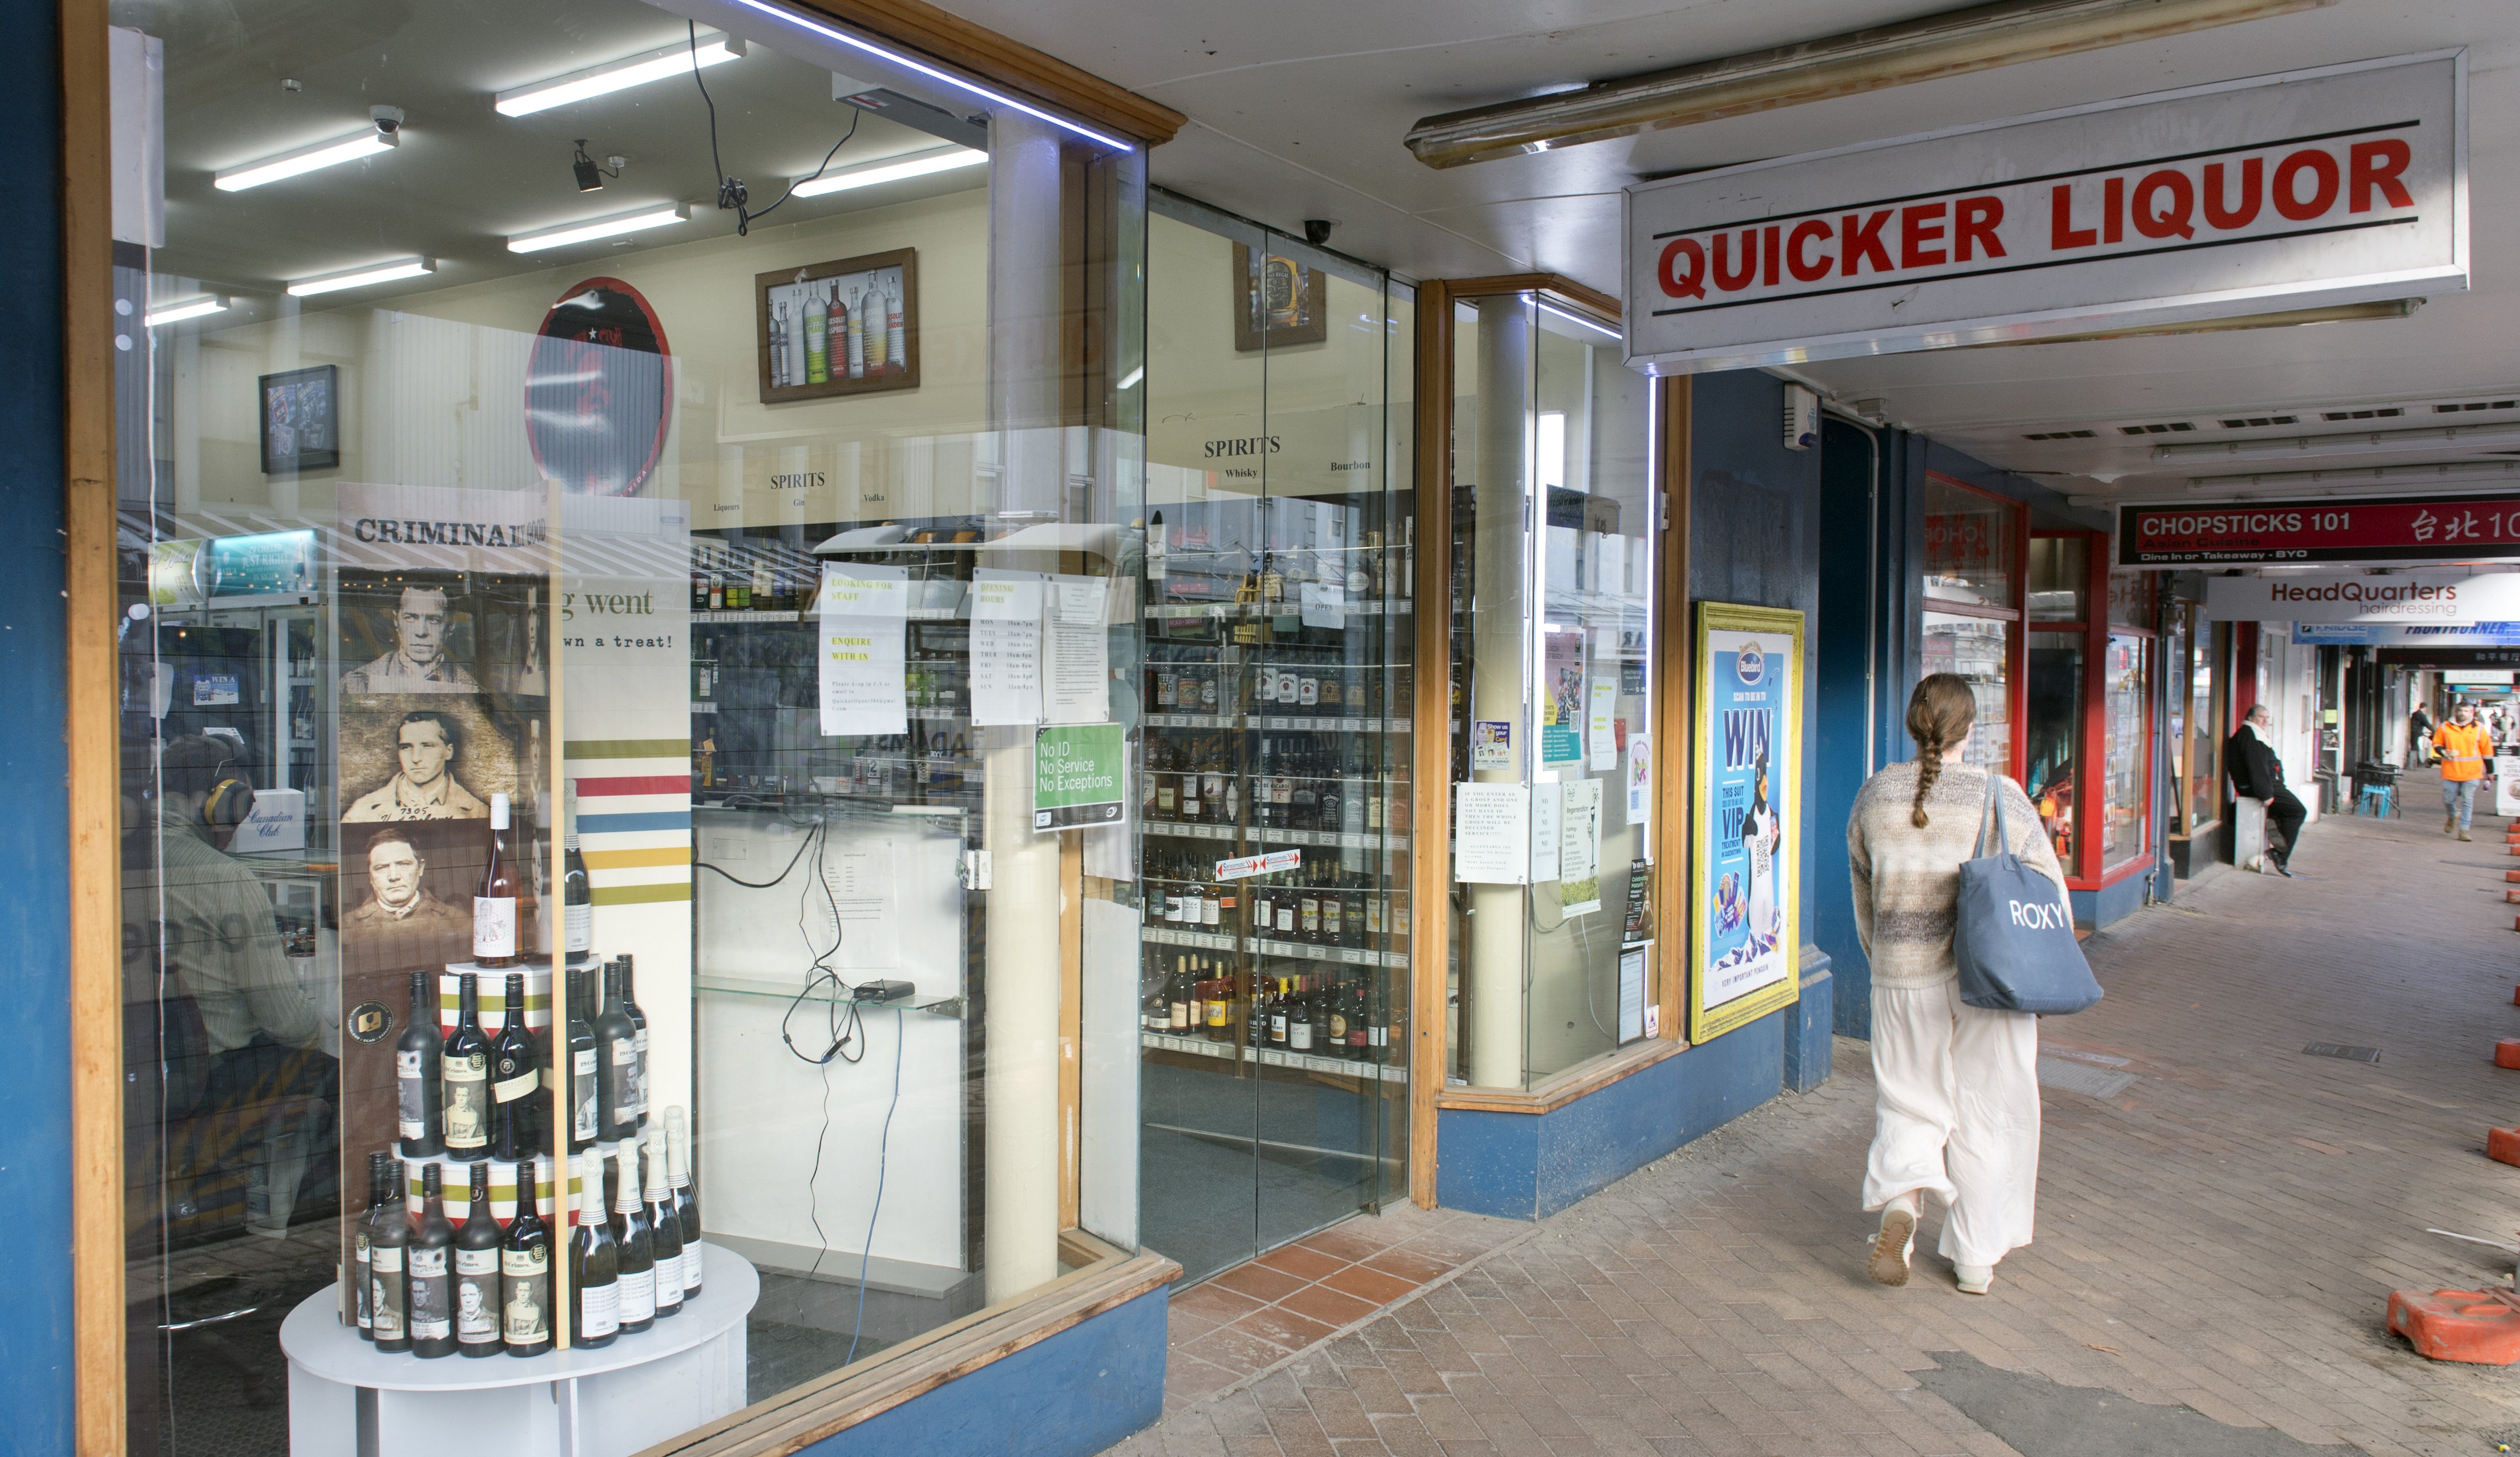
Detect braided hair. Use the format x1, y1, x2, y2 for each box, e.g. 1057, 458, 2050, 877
1905, 673, 1978, 828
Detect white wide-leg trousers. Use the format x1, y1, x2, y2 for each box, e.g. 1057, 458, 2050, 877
1862, 979, 2041, 1269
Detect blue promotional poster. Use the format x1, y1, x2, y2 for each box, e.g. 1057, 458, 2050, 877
1689, 604, 1804, 1044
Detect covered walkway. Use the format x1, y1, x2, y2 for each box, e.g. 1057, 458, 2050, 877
1122, 783, 2520, 1456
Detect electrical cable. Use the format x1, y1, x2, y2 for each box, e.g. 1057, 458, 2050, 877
689, 19, 865, 236
694, 817, 821, 889
845, 1004, 906, 1366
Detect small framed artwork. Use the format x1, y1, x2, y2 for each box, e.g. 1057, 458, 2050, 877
1231, 242, 1327, 352
756, 247, 919, 403
260, 365, 340, 473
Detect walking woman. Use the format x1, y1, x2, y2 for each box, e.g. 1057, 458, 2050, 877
1847, 674, 2069, 1294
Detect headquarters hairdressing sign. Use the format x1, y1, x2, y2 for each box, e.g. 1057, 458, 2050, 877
1623, 53, 2466, 374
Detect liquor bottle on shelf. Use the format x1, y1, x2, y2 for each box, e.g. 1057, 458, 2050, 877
571, 1151, 619, 1349
1142, 965, 1168, 1033
1246, 970, 1268, 1049
1146, 510, 1166, 585
667, 1106, 702, 1301
474, 794, 524, 969
691, 565, 711, 612
752, 556, 774, 613
355, 1151, 391, 1340
370, 1156, 411, 1353
1204, 965, 1230, 1042
455, 1161, 503, 1358
501, 1157, 555, 1357
1184, 959, 1205, 1037
1346, 977, 1373, 1060
644, 1132, 684, 1319
564, 966, 599, 1152
442, 973, 491, 1157
1168, 956, 1191, 1034
1321, 888, 1343, 948
1326, 977, 1351, 1060
595, 961, 639, 1142
397, 971, 442, 1158
610, 1146, 656, 1334
1299, 888, 1322, 945
1153, 739, 1177, 821
563, 790, 592, 958
409, 1163, 457, 1358
708, 561, 724, 612
490, 972, 539, 1163
1178, 748, 1201, 822
621, 954, 650, 1130
1289, 976, 1318, 1054
1272, 888, 1296, 942
1310, 974, 1335, 1055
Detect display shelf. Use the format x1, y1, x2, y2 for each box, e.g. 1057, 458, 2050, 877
1144, 598, 1411, 621
1140, 712, 1411, 733
692, 609, 801, 624
696, 973, 965, 1018
1138, 1029, 1387, 1078
1142, 924, 1238, 952
1245, 935, 1407, 969
1140, 821, 1406, 853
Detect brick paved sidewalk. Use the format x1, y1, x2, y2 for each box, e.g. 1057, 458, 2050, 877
1117, 788, 2520, 1456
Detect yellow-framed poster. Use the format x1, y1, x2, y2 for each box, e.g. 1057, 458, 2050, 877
1688, 602, 1806, 1043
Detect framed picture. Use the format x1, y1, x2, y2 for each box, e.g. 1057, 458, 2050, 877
259, 364, 339, 473
755, 248, 919, 403
1687, 601, 1805, 1045
1231, 242, 1327, 352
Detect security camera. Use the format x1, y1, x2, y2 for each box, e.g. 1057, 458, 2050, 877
572, 140, 626, 193
370, 106, 404, 138
1303, 218, 1336, 247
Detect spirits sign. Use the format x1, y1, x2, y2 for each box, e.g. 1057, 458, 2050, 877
2121, 493, 2520, 565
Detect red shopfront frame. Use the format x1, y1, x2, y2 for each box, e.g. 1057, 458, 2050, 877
1921, 472, 2030, 783
2033, 528, 2158, 888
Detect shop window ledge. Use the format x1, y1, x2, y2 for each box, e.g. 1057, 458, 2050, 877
1435, 1037, 1686, 1115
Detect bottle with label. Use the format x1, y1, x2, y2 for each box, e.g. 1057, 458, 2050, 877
570, 1151, 619, 1348
609, 1147, 656, 1334
644, 1131, 684, 1319
563, 787, 592, 957
1287, 977, 1315, 1054
845, 285, 866, 379
667, 1106, 702, 1300
864, 284, 888, 371
769, 301, 788, 388
707, 563, 724, 612
1269, 978, 1291, 1048
409, 1163, 457, 1358
595, 962, 638, 1142
620, 954, 650, 1130
500, 1158, 554, 1357
805, 285, 829, 384
1167, 955, 1190, 1033
475, 793, 523, 968
489, 972, 540, 1163
1204, 965, 1231, 1043
397, 971, 442, 1157
441, 974, 492, 1157
563, 967, 598, 1151
455, 1161, 503, 1357
369, 1157, 411, 1353
1326, 976, 1351, 1059
886, 290, 906, 372
354, 1151, 390, 1340
1146, 511, 1166, 584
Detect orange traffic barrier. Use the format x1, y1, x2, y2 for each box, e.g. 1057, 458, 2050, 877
2495, 1041, 2520, 1069
2388, 1288, 2520, 1365
2505, 869, 2520, 883
2490, 1127, 2520, 1165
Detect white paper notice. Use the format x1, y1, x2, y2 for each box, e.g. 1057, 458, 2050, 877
1529, 779, 1562, 885
1452, 783, 1529, 885
1587, 678, 1618, 770
1626, 733, 1651, 829
1617, 945, 1647, 1045
1299, 581, 1346, 630
1559, 778, 1602, 915
968, 569, 1044, 726
818, 564, 908, 737
1043, 574, 1110, 725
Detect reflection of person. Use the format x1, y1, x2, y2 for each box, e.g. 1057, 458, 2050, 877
2227, 703, 2305, 870
345, 711, 489, 821
2410, 704, 2434, 766
342, 585, 479, 693
1846, 674, 2066, 1297
344, 827, 471, 969
1742, 753, 1781, 949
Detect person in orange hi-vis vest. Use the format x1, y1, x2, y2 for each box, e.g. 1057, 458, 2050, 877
2434, 701, 2493, 841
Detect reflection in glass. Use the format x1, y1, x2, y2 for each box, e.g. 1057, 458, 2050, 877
1921, 612, 2010, 771
2026, 633, 2086, 865
2102, 634, 2152, 867
2026, 536, 2087, 622
1923, 477, 2016, 609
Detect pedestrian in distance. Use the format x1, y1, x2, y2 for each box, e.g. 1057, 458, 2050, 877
2409, 703, 2434, 767
2226, 703, 2305, 875
1847, 674, 2069, 1297
2435, 701, 2493, 841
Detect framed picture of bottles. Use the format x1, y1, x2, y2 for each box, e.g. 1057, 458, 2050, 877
753, 247, 920, 403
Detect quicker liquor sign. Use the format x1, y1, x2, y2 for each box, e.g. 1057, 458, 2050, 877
1624, 53, 2466, 374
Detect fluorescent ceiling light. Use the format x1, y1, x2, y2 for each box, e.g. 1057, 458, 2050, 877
1403, 0, 2324, 167
2158, 417, 2520, 465
717, 0, 1133, 151
287, 258, 435, 297
1537, 300, 1620, 340
1116, 365, 1144, 391
495, 35, 744, 117
507, 204, 689, 253
791, 145, 986, 198
147, 297, 226, 327
214, 126, 397, 192
2184, 460, 2520, 492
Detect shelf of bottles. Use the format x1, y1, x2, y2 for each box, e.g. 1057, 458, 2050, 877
1134, 494, 1414, 1084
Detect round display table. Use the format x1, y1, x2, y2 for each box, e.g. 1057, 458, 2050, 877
280, 1245, 756, 1457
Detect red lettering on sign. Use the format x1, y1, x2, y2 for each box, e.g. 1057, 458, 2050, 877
1900, 201, 1948, 268
2103, 176, 2125, 244
1713, 229, 1758, 291
2350, 139, 2413, 212
1786, 219, 1832, 281
1762, 224, 1782, 288
2132, 169, 2195, 240
1954, 196, 2004, 261
1657, 238, 1705, 298
2274, 148, 2340, 221
2051, 185, 2097, 249
2203, 159, 2261, 230
1841, 210, 1892, 275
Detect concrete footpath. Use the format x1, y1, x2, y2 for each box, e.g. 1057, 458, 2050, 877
1117, 785, 2520, 1456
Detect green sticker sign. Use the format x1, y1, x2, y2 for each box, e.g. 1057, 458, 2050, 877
1033, 724, 1125, 831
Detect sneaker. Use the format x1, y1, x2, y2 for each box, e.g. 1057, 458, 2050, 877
1954, 1264, 1994, 1295
1868, 1203, 1916, 1287
2461, 828, 2474, 841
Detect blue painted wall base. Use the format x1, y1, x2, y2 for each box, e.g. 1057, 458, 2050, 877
797, 1283, 1169, 1457
1784, 956, 1834, 1094
2068, 867, 2155, 931
1437, 1007, 1787, 1221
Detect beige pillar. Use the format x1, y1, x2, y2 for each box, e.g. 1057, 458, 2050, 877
1468, 296, 1529, 1090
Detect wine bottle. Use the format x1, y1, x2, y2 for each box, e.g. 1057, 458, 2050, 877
667, 1106, 701, 1300
570, 1151, 619, 1348
455, 1162, 503, 1357
609, 1147, 655, 1334
595, 962, 638, 1142
644, 1131, 682, 1319
620, 955, 649, 1131
563, 967, 599, 1152
562, 787, 592, 957
474, 794, 523, 968
369, 1158, 411, 1353
409, 1163, 457, 1358
1168, 955, 1190, 1033
502, 1157, 554, 1357
490, 972, 539, 1163
354, 1151, 390, 1340
397, 972, 442, 1158
441, 974, 491, 1156
1289, 976, 1315, 1053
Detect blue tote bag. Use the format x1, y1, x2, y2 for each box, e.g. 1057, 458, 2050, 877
1951, 773, 2103, 1015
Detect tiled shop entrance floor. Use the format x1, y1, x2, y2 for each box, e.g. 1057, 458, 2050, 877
1122, 794, 2520, 1456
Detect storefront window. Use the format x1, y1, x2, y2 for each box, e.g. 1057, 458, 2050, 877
2026, 537, 2087, 621
2190, 620, 2227, 832
2026, 632, 2085, 864
1922, 612, 2012, 771
116, 3, 1148, 1448
1447, 290, 1657, 1090
1924, 476, 2018, 609
2102, 633, 2153, 868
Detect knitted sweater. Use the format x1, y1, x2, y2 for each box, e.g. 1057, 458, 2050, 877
1846, 760, 2070, 990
